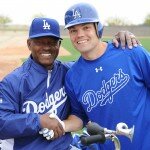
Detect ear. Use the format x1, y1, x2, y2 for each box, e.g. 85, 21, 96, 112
27, 39, 32, 51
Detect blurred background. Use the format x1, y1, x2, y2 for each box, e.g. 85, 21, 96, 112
0, 0, 150, 79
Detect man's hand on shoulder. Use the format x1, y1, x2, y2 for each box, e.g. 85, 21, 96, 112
112, 31, 142, 49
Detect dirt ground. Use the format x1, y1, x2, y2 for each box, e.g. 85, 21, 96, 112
0, 31, 70, 80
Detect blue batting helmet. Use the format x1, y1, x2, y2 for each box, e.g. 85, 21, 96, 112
29, 17, 62, 39
64, 2, 103, 38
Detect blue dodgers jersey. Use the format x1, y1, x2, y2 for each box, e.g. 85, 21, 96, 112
65, 42, 150, 150
0, 56, 73, 150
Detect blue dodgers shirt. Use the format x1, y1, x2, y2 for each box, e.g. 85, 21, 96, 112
65, 42, 150, 150
0, 56, 73, 150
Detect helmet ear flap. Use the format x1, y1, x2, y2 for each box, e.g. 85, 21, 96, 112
94, 22, 103, 39
98, 22, 103, 38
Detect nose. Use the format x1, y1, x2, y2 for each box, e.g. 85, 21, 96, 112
42, 43, 51, 50
76, 29, 84, 37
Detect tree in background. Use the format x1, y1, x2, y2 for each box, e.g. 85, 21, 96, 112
0, 15, 12, 25
106, 17, 131, 26
143, 13, 150, 26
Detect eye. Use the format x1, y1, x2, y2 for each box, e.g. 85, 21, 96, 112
84, 26, 90, 30
49, 40, 60, 46
69, 29, 77, 34
34, 41, 43, 46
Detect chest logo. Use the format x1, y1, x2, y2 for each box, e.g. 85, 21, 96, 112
95, 66, 103, 73
22, 87, 67, 114
82, 69, 130, 112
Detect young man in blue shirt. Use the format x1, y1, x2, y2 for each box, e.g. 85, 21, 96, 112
64, 2, 150, 150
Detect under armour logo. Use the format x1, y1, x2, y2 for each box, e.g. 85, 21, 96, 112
95, 67, 103, 73
72, 9, 81, 19
43, 20, 50, 30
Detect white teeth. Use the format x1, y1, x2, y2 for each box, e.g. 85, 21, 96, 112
42, 54, 51, 56
77, 40, 87, 44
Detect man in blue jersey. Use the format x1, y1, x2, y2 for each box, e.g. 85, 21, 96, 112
63, 2, 150, 150
0, 16, 139, 150
0, 17, 73, 150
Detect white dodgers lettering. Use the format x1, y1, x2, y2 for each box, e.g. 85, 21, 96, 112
82, 69, 130, 112
22, 87, 67, 114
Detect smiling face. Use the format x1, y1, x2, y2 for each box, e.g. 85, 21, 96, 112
27, 36, 60, 70
68, 23, 100, 57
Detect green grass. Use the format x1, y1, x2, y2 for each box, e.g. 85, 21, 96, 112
59, 38, 80, 61
139, 37, 150, 51
58, 37, 150, 62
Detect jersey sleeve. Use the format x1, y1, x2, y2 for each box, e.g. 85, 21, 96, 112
133, 46, 150, 89
0, 77, 41, 139
65, 72, 89, 126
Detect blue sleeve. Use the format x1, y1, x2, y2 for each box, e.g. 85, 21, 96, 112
0, 77, 41, 139
65, 72, 89, 126
133, 46, 150, 89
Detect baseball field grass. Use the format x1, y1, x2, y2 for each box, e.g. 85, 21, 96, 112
59, 37, 150, 62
